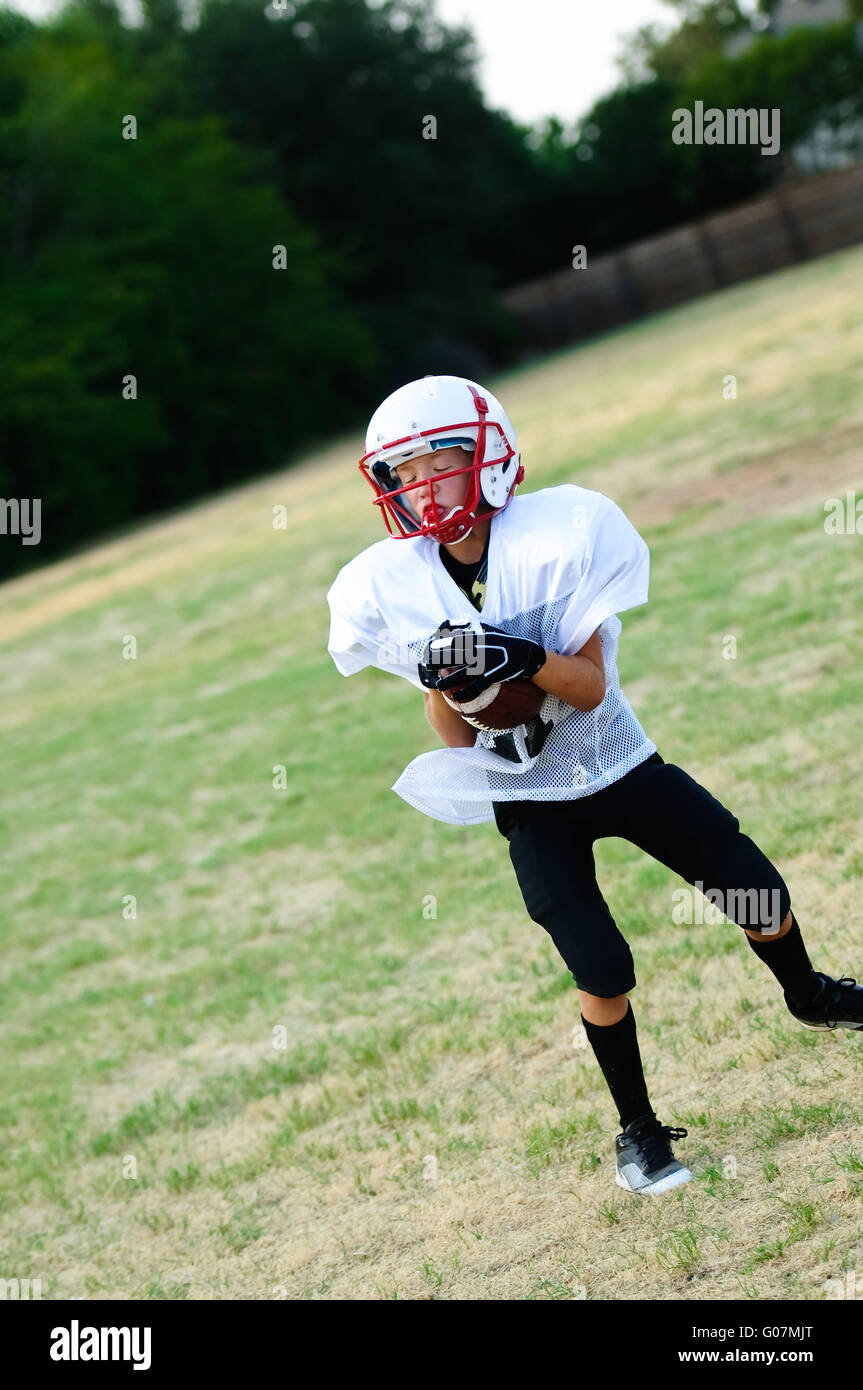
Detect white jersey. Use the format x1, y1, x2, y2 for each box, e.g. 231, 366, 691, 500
326, 483, 656, 825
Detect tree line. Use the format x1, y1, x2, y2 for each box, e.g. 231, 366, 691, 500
1, 0, 861, 577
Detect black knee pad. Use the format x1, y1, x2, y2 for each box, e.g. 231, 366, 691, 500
562, 930, 636, 998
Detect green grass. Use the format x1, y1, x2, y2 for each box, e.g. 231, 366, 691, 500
1, 243, 863, 1298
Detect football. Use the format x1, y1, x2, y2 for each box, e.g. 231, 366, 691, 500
439, 670, 546, 732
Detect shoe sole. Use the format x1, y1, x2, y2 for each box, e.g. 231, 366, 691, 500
615, 1165, 692, 1195
791, 1018, 863, 1031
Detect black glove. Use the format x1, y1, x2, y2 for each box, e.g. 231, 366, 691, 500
418, 620, 472, 690
418, 620, 546, 702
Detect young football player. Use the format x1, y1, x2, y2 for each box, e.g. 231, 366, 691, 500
326, 374, 863, 1195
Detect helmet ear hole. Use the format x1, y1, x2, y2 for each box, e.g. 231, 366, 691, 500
479, 452, 519, 509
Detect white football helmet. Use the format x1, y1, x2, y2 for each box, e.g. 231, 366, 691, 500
359, 375, 524, 545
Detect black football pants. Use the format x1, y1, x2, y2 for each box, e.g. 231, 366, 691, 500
492, 752, 792, 998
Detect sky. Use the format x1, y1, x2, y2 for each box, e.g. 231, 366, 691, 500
5, 0, 762, 125
434, 0, 680, 125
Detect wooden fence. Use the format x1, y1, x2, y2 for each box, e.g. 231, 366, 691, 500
499, 162, 863, 350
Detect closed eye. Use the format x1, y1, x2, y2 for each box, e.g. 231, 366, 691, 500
397, 465, 451, 485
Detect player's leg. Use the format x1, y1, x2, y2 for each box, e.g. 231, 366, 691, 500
498, 804, 645, 1121
577, 990, 628, 1024
495, 800, 691, 1190
616, 755, 863, 1028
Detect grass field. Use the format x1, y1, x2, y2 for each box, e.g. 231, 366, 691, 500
2, 243, 863, 1301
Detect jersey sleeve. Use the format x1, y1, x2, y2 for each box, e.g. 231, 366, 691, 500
326, 572, 425, 691
326, 596, 373, 677
554, 492, 649, 656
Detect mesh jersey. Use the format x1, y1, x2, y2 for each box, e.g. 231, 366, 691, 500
326, 483, 657, 826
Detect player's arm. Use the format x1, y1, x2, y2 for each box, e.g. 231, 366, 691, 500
530, 627, 606, 712
424, 688, 478, 747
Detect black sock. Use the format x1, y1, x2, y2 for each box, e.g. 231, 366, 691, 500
580, 1001, 655, 1132
746, 913, 820, 1006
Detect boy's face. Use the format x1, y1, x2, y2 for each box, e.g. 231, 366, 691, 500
393, 446, 472, 523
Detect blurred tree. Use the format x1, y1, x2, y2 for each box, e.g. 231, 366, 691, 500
184, 0, 546, 382
617, 0, 751, 84
0, 18, 376, 577
58, 0, 124, 29
674, 19, 863, 193
556, 16, 863, 255
550, 79, 685, 255
140, 0, 183, 37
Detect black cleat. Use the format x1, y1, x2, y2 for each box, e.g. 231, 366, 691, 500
614, 1112, 692, 1195
784, 972, 863, 1031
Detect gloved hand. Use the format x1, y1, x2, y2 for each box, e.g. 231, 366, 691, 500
418, 620, 472, 690
418, 620, 546, 702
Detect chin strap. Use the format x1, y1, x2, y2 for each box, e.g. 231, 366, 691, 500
421, 504, 474, 544
442, 523, 475, 545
